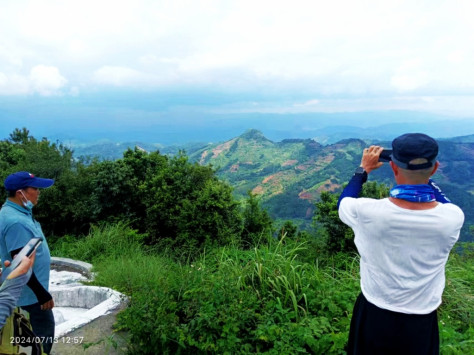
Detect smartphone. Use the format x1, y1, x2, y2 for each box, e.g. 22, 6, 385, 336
7, 238, 42, 270
378, 149, 392, 162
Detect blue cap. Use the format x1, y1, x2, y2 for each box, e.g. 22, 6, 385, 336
391, 133, 438, 170
4, 171, 54, 191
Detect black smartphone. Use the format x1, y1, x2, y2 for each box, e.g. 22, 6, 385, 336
7, 238, 42, 270
378, 149, 392, 162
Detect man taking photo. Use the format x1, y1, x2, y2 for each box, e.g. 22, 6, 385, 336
338, 133, 464, 355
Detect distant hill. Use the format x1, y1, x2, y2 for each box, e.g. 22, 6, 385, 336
188, 129, 359, 216
5, 109, 473, 146
187, 129, 474, 241
439, 134, 474, 143
68, 129, 474, 241
70, 141, 164, 160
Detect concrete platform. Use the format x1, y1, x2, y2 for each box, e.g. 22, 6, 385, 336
50, 302, 129, 355
48, 257, 129, 353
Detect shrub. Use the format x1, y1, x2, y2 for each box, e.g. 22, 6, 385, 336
313, 182, 390, 254
112, 237, 358, 354
53, 227, 473, 354
141, 153, 243, 258
50, 222, 145, 263
439, 243, 474, 354
241, 192, 273, 248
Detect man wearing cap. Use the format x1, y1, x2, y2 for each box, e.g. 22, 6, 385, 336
337, 133, 464, 354
0, 171, 55, 354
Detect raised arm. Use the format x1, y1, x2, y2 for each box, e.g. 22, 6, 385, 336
337, 146, 384, 209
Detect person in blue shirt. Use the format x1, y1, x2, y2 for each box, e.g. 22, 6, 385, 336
0, 171, 55, 354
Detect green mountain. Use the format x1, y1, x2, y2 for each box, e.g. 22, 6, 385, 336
187, 129, 474, 241
187, 129, 369, 218
67, 129, 474, 241
439, 133, 474, 143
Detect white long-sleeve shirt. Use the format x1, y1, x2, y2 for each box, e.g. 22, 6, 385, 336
339, 197, 464, 314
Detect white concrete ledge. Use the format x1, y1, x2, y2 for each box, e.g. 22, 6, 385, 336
50, 257, 128, 338
51, 257, 93, 277
52, 286, 126, 338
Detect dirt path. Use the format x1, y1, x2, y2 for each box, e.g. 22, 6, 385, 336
51, 304, 128, 355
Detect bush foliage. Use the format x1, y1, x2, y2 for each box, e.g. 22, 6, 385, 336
1, 128, 245, 257
53, 225, 473, 354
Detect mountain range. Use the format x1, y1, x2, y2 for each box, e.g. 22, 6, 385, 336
71, 129, 474, 241
5, 110, 473, 147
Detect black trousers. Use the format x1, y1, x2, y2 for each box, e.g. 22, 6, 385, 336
347, 293, 439, 355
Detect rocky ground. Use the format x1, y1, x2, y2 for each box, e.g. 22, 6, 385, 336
50, 303, 128, 355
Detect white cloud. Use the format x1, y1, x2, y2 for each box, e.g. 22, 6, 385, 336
421, 96, 435, 103
210, 95, 474, 117
446, 51, 465, 64
138, 55, 158, 66
29, 65, 68, 96
0, 0, 474, 115
0, 73, 30, 95
294, 99, 320, 107
389, 58, 427, 92
0, 73, 6, 86
92, 66, 148, 87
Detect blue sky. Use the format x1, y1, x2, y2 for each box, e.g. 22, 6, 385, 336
1, 0, 474, 143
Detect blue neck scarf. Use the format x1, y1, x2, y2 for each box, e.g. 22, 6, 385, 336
390, 184, 436, 203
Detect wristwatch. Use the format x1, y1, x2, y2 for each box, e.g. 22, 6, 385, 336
354, 166, 368, 181
355, 166, 366, 175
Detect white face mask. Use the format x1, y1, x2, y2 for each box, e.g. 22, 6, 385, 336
19, 190, 34, 210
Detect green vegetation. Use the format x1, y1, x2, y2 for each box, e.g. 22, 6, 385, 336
186, 129, 474, 241
1, 128, 473, 354
51, 224, 473, 354
1, 129, 244, 258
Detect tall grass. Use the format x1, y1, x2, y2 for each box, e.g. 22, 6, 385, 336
50, 226, 473, 354
230, 235, 315, 320
438, 245, 474, 354
51, 221, 144, 263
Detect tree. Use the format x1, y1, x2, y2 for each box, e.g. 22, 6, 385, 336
278, 220, 298, 240
8, 127, 33, 144
0, 129, 76, 235
361, 181, 390, 200
0, 129, 270, 256
0, 141, 24, 174
241, 191, 273, 248
313, 181, 390, 254
142, 152, 242, 256
314, 191, 354, 253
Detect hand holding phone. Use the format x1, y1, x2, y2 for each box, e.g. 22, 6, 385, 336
6, 252, 36, 280
7, 238, 42, 271
378, 149, 392, 162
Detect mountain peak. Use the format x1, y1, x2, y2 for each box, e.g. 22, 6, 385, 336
239, 129, 272, 142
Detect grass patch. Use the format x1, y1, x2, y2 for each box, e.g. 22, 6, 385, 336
439, 245, 474, 354
51, 222, 145, 263
51, 226, 473, 354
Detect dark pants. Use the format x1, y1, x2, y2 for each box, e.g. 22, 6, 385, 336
21, 302, 55, 355
348, 292, 439, 355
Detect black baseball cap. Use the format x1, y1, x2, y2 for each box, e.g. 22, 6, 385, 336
391, 133, 438, 170
4, 171, 54, 190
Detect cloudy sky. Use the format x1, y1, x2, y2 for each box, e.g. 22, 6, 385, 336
1, 0, 474, 136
